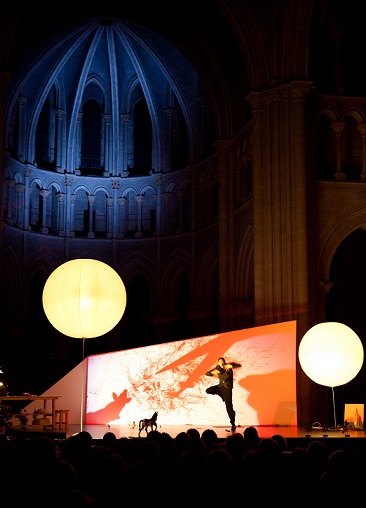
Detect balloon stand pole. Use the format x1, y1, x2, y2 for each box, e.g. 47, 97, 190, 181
332, 386, 337, 429
80, 337, 86, 431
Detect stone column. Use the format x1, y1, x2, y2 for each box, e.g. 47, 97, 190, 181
23, 166, 32, 231
331, 121, 345, 180
197, 95, 207, 161
246, 91, 266, 322
107, 197, 113, 238
121, 113, 130, 176
118, 196, 127, 238
16, 96, 27, 162
15, 184, 25, 228
48, 108, 56, 165
87, 195, 95, 238
176, 189, 186, 234
291, 81, 311, 337
190, 165, 197, 232
358, 123, 366, 181
103, 114, 111, 176
55, 109, 65, 172
215, 139, 235, 332
135, 194, 144, 238
64, 175, 74, 236
111, 179, 120, 238
0, 72, 11, 227
247, 82, 311, 332
248, 82, 313, 424
75, 112, 83, 174
57, 193, 65, 235
40, 189, 50, 234
163, 107, 174, 172
70, 194, 76, 237
5, 179, 15, 225
161, 192, 170, 235
154, 174, 163, 236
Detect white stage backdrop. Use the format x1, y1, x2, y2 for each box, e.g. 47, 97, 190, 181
85, 320, 297, 427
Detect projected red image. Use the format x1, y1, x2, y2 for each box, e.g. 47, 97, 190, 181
86, 321, 297, 427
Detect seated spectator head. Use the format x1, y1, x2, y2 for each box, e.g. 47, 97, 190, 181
187, 428, 200, 439
243, 426, 260, 448
102, 431, 117, 449
201, 428, 219, 448
271, 433, 288, 452
224, 432, 250, 462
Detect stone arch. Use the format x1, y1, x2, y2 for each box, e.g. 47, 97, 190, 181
325, 228, 366, 417
93, 188, 109, 236
327, 228, 366, 325
123, 188, 138, 236
23, 247, 63, 299
116, 250, 156, 291
195, 243, 219, 309
340, 109, 365, 124
29, 179, 44, 230
1, 244, 22, 307
46, 183, 61, 233
122, 272, 156, 345
160, 248, 191, 314
139, 185, 157, 236
317, 208, 366, 282
73, 187, 90, 235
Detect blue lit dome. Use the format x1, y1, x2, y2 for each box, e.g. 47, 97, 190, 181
4, 17, 215, 238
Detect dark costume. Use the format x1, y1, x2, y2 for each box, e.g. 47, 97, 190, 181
205, 361, 241, 430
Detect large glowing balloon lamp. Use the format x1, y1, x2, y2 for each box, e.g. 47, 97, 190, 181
42, 259, 127, 428
42, 258, 127, 339
299, 322, 364, 429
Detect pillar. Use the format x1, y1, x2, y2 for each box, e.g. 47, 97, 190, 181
331, 121, 345, 180
40, 189, 50, 234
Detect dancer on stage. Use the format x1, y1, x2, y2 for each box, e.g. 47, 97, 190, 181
205, 357, 241, 432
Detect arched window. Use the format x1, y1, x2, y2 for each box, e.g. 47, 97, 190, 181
132, 97, 152, 175
35, 95, 55, 170
80, 99, 103, 175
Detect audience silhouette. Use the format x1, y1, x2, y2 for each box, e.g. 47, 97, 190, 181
0, 426, 364, 506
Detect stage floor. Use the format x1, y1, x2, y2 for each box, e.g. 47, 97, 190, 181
5, 423, 366, 451
64, 423, 366, 441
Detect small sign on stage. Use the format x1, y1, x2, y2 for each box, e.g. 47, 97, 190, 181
344, 404, 364, 429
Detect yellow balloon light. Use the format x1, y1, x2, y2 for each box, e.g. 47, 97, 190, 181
299, 322, 364, 387
42, 259, 127, 338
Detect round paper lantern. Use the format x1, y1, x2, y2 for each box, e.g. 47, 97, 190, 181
299, 322, 364, 387
42, 259, 127, 338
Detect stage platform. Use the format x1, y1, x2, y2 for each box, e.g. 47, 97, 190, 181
5, 423, 366, 453
79, 423, 366, 441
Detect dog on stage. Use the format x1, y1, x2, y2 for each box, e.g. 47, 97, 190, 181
138, 411, 158, 437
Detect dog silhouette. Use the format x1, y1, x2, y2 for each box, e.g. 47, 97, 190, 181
86, 389, 132, 424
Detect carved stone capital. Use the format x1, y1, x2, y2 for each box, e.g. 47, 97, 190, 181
317, 280, 334, 295
215, 139, 233, 156
246, 91, 265, 111
111, 179, 120, 190
331, 121, 345, 136
358, 123, 366, 137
